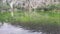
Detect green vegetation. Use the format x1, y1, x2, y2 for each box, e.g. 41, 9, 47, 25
0, 10, 60, 25
0, 4, 60, 26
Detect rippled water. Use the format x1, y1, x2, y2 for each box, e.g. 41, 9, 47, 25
0, 22, 60, 34
0, 23, 45, 34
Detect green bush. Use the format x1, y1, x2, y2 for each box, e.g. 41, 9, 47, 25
36, 4, 60, 11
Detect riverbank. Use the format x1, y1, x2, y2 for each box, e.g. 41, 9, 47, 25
0, 10, 60, 25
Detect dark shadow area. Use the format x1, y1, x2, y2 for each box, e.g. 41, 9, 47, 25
10, 22, 60, 34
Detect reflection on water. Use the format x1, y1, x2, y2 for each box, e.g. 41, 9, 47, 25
0, 22, 45, 34
0, 22, 60, 34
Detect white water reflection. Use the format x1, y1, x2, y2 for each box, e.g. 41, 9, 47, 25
0, 23, 44, 34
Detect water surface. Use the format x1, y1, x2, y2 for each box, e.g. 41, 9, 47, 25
0, 22, 60, 34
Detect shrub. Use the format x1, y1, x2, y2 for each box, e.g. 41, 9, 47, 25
36, 4, 60, 11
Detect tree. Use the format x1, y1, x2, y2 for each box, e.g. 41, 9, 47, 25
2, 0, 18, 17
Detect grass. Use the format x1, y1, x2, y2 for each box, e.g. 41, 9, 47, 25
0, 10, 60, 26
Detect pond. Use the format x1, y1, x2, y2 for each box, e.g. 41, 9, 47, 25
0, 22, 60, 34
